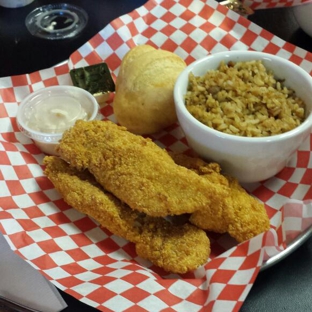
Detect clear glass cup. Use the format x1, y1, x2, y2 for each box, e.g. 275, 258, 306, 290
25, 3, 88, 40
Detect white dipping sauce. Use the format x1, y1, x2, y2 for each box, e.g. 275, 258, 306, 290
26, 96, 88, 133
17, 86, 99, 155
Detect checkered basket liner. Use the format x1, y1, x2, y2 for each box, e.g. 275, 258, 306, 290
1, 0, 312, 311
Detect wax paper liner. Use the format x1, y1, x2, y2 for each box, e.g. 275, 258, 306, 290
1, 0, 312, 311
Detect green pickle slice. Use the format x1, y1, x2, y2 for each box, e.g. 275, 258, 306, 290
70, 63, 115, 103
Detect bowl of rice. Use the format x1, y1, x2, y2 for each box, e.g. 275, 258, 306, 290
174, 50, 312, 183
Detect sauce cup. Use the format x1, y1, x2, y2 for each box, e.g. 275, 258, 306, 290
17, 85, 99, 156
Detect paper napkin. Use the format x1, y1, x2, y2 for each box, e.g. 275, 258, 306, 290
0, 232, 67, 312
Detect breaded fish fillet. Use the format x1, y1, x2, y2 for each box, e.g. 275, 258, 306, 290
224, 176, 271, 242
56, 120, 228, 217
170, 152, 232, 234
170, 153, 270, 242
44, 156, 210, 274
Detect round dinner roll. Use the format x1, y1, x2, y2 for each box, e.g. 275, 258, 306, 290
113, 45, 186, 134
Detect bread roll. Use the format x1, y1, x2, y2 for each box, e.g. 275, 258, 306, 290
113, 45, 186, 134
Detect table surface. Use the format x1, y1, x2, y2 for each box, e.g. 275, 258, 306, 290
0, 1, 311, 311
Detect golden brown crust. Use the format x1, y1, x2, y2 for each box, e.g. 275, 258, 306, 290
56, 120, 228, 218
170, 152, 270, 242
170, 152, 232, 233
225, 176, 271, 242
43, 155, 142, 242
44, 156, 210, 274
135, 220, 210, 274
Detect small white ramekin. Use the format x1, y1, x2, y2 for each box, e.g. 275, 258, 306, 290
17, 85, 99, 156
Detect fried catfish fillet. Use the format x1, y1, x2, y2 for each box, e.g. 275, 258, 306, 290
170, 152, 232, 234
170, 153, 270, 242
44, 156, 210, 274
56, 120, 228, 217
223, 176, 271, 242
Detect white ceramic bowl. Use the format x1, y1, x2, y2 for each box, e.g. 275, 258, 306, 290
174, 51, 312, 183
293, 3, 312, 38
17, 85, 99, 156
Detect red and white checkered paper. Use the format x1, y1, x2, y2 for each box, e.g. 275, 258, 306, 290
1, 0, 312, 311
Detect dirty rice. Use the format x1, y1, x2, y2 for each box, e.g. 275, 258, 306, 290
185, 60, 306, 137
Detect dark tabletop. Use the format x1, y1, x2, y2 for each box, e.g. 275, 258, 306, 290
0, 1, 311, 311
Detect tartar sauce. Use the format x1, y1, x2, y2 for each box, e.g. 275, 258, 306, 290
26, 95, 88, 133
